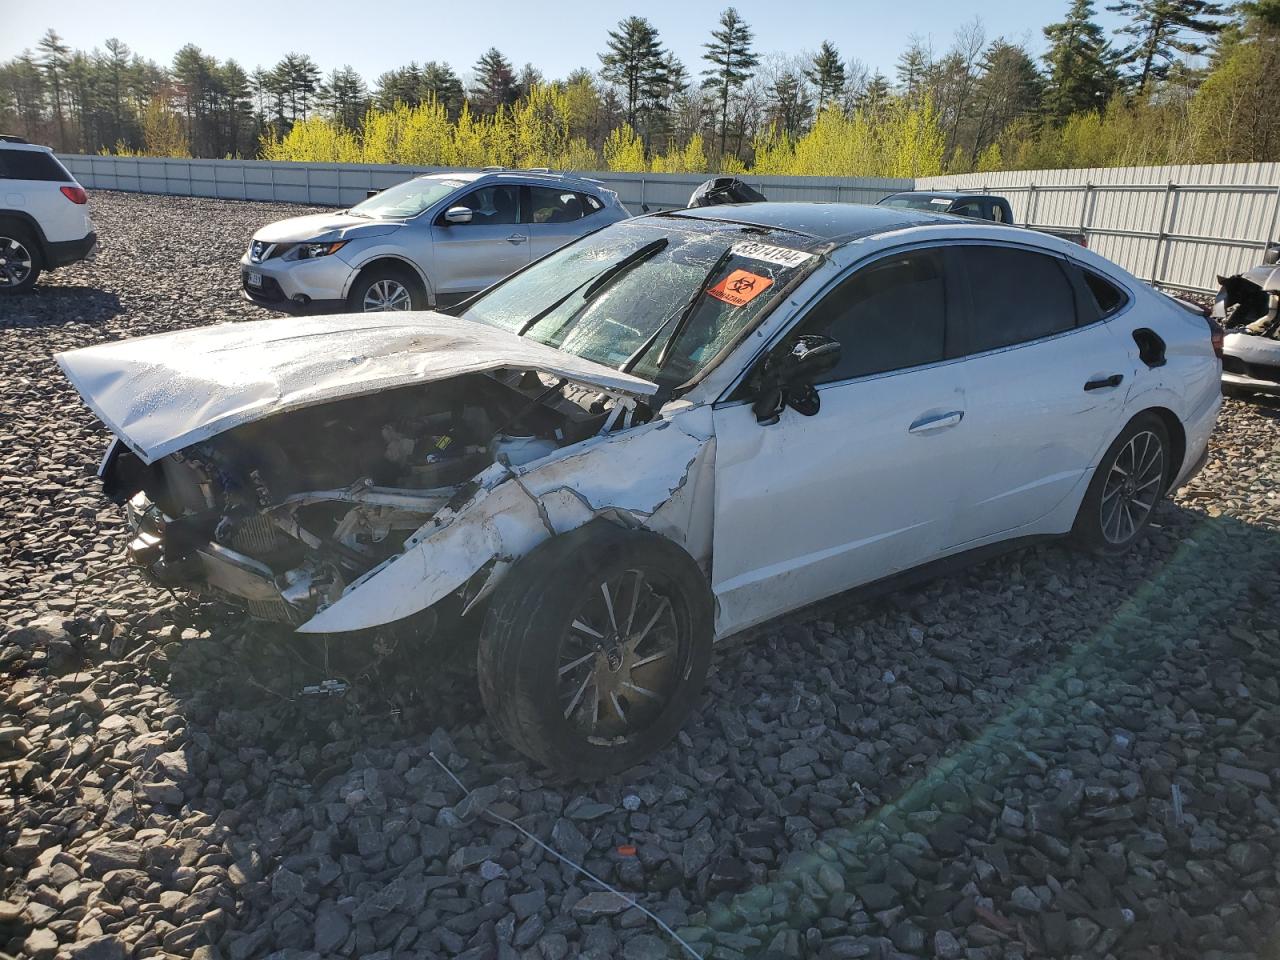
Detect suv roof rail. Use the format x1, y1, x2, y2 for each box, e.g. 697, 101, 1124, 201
481, 165, 506, 172
0, 134, 31, 144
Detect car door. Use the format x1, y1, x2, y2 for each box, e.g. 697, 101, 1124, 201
710, 246, 971, 633
524, 186, 601, 261
944, 243, 1135, 546
428, 184, 529, 297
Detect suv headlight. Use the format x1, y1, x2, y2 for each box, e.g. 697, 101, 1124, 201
296, 240, 348, 260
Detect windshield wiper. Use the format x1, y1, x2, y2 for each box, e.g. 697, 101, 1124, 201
515, 237, 668, 336
621, 246, 736, 374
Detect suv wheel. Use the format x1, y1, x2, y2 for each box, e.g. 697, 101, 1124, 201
0, 225, 41, 294
348, 265, 425, 312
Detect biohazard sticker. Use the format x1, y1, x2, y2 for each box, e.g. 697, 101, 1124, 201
708, 269, 774, 307
731, 241, 814, 268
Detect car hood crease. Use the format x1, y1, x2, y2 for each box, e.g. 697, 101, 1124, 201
55, 312, 657, 464
252, 212, 399, 243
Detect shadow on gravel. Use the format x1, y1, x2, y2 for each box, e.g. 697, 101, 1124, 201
0, 286, 123, 328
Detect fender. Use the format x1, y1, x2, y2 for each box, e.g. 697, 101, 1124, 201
297, 407, 717, 635
0, 208, 50, 257
342, 252, 435, 305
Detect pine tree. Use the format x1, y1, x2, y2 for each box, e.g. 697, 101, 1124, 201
701, 6, 760, 157
319, 66, 368, 131
421, 62, 464, 118
767, 70, 813, 137
969, 41, 1044, 163
857, 72, 892, 117
37, 30, 70, 149
1107, 0, 1228, 91
805, 41, 846, 109
1043, 0, 1118, 118
895, 37, 931, 103
469, 48, 517, 114
599, 16, 670, 128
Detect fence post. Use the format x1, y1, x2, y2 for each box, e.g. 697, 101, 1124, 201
1025, 183, 1037, 228
639, 176, 646, 212
1079, 183, 1093, 243
269, 164, 276, 203
1263, 183, 1280, 255
1149, 181, 1175, 287
305, 166, 312, 205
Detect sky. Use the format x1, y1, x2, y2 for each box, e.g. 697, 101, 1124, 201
2, 0, 1129, 84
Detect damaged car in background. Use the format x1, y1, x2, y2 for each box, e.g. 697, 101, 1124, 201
59, 202, 1221, 777
1214, 243, 1280, 397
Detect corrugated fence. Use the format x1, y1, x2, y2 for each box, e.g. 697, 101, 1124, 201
56, 154, 910, 216
59, 154, 1280, 294
917, 163, 1280, 294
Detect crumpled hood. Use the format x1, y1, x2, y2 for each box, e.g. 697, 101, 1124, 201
56, 312, 658, 464
1240, 263, 1280, 292
253, 211, 399, 244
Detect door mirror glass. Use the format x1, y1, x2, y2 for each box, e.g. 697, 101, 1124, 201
443, 205, 474, 225
753, 335, 842, 424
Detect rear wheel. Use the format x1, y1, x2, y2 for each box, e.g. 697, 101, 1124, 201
478, 522, 713, 778
0, 225, 41, 294
347, 265, 425, 312
1071, 413, 1170, 555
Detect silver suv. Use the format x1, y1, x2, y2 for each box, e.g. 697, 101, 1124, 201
241, 170, 629, 313
0, 135, 97, 293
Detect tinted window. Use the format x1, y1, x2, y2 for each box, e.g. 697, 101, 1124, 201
0, 149, 72, 182
1083, 269, 1126, 316
452, 185, 520, 225
957, 246, 1076, 353
990, 201, 1009, 223
949, 200, 983, 218
527, 187, 585, 224
798, 248, 947, 382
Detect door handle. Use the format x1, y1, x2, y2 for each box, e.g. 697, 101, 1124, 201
506, 234, 526, 244
908, 410, 964, 434
1083, 374, 1124, 391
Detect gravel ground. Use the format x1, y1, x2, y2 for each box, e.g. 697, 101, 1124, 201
2, 191, 1280, 960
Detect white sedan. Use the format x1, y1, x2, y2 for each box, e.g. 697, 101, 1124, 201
58, 202, 1222, 777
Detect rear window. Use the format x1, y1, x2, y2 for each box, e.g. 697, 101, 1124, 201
956, 245, 1077, 354
1083, 269, 1127, 317
0, 149, 73, 182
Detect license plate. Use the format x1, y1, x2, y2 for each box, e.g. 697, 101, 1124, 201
246, 271, 263, 288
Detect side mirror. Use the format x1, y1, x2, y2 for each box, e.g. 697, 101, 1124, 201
443, 206, 474, 225
752, 335, 842, 425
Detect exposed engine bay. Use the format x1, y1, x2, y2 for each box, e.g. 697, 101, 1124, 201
1215, 254, 1280, 396
104, 370, 644, 623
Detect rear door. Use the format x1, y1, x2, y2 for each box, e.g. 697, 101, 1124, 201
944, 243, 1134, 545
428, 183, 529, 296
524, 186, 604, 261
711, 245, 971, 632
1, 147, 81, 242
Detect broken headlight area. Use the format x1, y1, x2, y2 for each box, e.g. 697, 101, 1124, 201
1215, 271, 1280, 339
104, 371, 641, 623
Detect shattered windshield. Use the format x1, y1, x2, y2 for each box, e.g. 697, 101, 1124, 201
460, 219, 819, 386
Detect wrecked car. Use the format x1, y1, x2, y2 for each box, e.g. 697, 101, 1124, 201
1214, 245, 1280, 397
58, 202, 1222, 777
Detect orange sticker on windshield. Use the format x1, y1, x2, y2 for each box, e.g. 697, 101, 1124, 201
707, 269, 773, 307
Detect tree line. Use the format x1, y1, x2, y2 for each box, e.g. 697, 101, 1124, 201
2, 0, 1278, 176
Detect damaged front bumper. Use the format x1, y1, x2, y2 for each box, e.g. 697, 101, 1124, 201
125, 490, 311, 623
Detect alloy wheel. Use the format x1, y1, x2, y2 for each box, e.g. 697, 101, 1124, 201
362, 278, 412, 311
1099, 429, 1164, 545
557, 569, 686, 745
0, 237, 33, 289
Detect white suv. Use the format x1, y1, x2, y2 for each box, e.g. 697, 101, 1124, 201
0, 136, 97, 293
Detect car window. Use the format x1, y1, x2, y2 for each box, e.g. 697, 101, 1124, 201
795, 248, 948, 383
950, 200, 983, 218
1082, 268, 1127, 318
449, 185, 521, 226
957, 245, 1077, 353
350, 176, 467, 218
528, 187, 587, 224
990, 201, 1008, 223
0, 149, 73, 182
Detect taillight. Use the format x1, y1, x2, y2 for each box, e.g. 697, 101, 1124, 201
60, 185, 87, 204
1207, 317, 1224, 359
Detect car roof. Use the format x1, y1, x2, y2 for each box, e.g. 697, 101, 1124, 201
884, 190, 991, 201
659, 201, 949, 244
416, 169, 607, 192
0, 139, 53, 152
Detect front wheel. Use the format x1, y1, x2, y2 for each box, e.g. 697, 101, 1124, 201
477, 522, 713, 778
1071, 413, 1170, 555
347, 265, 426, 312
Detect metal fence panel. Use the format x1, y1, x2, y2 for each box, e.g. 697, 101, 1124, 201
58, 154, 1280, 293
57, 155, 913, 216
917, 163, 1280, 293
